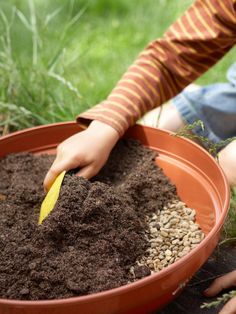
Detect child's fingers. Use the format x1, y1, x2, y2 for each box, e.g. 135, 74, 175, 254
44, 159, 69, 192
76, 164, 98, 180
219, 295, 236, 314
203, 271, 236, 297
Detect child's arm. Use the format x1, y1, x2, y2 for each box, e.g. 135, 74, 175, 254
44, 0, 236, 190
77, 0, 236, 137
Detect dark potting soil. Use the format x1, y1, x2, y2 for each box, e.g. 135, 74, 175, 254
0, 139, 177, 300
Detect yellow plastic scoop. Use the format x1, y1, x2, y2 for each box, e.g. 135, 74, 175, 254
38, 170, 66, 225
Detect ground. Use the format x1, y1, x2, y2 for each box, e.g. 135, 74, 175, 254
160, 243, 236, 313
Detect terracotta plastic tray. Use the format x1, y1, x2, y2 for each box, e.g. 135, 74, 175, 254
0, 122, 230, 314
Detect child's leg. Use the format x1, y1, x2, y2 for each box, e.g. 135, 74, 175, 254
142, 103, 236, 186
218, 140, 236, 186
141, 62, 236, 187
141, 103, 185, 131
141, 84, 200, 131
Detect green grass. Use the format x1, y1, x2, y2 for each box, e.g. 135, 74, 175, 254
224, 187, 236, 238
0, 0, 236, 234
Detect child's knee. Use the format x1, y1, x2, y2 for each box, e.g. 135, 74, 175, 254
218, 140, 236, 186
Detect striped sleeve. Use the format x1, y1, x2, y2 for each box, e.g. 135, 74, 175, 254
77, 0, 236, 136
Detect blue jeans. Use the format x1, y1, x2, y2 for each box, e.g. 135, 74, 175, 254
173, 63, 236, 147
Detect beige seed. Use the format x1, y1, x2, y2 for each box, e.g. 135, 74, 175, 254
169, 218, 179, 225
155, 237, 163, 243
150, 227, 158, 234
172, 239, 179, 245
191, 238, 201, 244
160, 230, 168, 237
169, 257, 175, 263
165, 249, 172, 256
178, 251, 186, 258
151, 242, 157, 248
164, 223, 171, 229
183, 246, 191, 252
181, 221, 189, 228
183, 240, 190, 246
158, 254, 165, 260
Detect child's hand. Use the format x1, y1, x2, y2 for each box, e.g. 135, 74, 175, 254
204, 270, 236, 314
43, 120, 119, 192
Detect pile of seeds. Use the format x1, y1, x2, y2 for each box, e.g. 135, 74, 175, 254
132, 200, 205, 274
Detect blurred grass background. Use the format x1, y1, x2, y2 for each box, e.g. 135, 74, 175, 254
0, 0, 235, 235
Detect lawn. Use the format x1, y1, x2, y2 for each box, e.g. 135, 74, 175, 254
0, 0, 235, 234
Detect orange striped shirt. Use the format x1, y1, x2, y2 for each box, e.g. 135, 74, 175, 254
77, 0, 236, 136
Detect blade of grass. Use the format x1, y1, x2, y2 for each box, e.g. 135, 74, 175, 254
44, 7, 62, 27
47, 47, 66, 73
15, 8, 32, 31
48, 71, 82, 99
0, 10, 12, 58
28, 0, 38, 66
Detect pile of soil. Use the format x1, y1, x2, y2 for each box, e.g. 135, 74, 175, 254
0, 139, 177, 300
